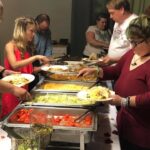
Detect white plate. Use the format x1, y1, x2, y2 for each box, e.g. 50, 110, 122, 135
41, 65, 50, 71
82, 58, 103, 63
77, 89, 115, 102
50, 65, 68, 70
41, 65, 69, 73
2, 73, 35, 87
64, 61, 84, 65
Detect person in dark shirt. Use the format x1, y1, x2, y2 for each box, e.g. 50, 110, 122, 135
78, 15, 150, 150
34, 14, 52, 56
32, 14, 53, 90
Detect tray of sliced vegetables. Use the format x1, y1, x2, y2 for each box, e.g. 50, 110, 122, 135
3, 105, 97, 131
24, 92, 98, 107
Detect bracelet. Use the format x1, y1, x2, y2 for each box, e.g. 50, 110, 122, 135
121, 97, 130, 107
0, 68, 6, 79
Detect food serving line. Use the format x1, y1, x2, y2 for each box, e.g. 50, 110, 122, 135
1, 58, 120, 150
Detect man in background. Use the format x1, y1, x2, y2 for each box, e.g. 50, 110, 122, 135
34, 14, 52, 56
102, 0, 137, 65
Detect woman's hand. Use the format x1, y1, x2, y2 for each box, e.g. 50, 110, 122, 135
77, 68, 97, 77
109, 94, 122, 106
102, 55, 112, 65
46, 56, 54, 62
36, 55, 50, 64
100, 55, 120, 66
11, 86, 31, 101
96, 56, 111, 66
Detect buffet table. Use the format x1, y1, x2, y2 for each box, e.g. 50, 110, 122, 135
1, 105, 120, 150
1, 59, 121, 150
49, 105, 121, 150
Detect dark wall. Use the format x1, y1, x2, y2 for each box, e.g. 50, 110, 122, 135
70, 0, 92, 57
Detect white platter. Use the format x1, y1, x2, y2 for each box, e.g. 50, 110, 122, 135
2, 73, 35, 87
82, 58, 103, 63
77, 88, 115, 102
64, 61, 84, 65
41, 65, 69, 73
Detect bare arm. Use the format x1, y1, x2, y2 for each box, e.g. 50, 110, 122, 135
86, 31, 109, 49
101, 55, 121, 65
0, 80, 31, 101
0, 80, 20, 93
5, 42, 50, 70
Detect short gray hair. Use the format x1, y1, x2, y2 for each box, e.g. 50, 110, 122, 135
126, 15, 150, 40
107, 0, 130, 12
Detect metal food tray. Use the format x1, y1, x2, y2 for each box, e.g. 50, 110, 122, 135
4, 105, 97, 132
45, 72, 97, 83
32, 80, 94, 93
24, 92, 98, 108
42, 64, 86, 74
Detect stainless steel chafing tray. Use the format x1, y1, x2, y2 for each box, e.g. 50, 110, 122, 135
41, 64, 87, 74
24, 92, 98, 108
32, 80, 94, 93
3, 105, 97, 150
3, 105, 97, 132
45, 71, 97, 83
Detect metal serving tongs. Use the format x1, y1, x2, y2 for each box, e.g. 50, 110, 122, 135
88, 79, 100, 89
85, 58, 103, 66
74, 107, 95, 123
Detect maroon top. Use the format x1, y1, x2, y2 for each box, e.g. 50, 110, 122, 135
102, 49, 150, 148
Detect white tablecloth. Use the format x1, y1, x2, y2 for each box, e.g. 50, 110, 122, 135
86, 105, 121, 150
0, 128, 11, 150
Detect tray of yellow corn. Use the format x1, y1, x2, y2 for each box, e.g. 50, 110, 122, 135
24, 92, 98, 107
33, 80, 94, 93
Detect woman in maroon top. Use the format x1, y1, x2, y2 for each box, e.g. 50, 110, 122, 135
78, 15, 150, 150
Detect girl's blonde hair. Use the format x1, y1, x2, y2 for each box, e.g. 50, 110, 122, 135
13, 17, 36, 55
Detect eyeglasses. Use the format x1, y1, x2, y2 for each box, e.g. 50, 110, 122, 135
129, 39, 145, 48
